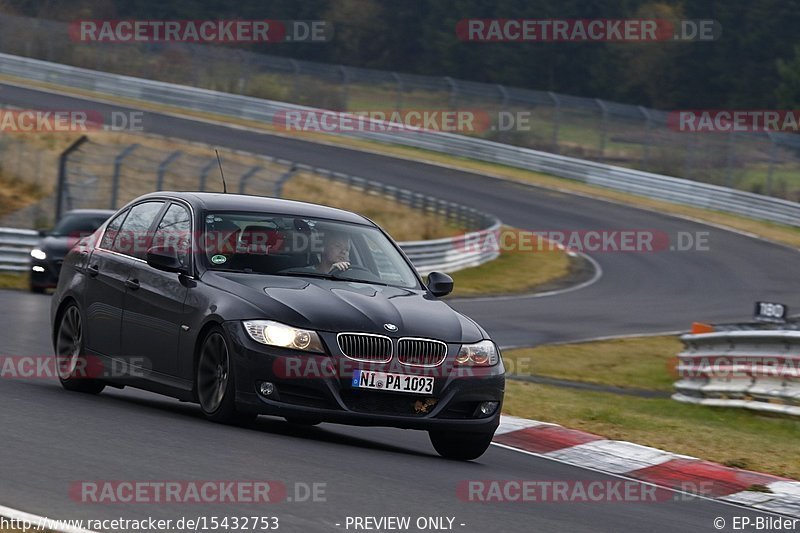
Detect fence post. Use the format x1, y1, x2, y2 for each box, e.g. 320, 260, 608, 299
724, 132, 737, 187
56, 135, 89, 220
110, 143, 139, 209
339, 65, 350, 110
156, 150, 182, 190
274, 165, 299, 197
639, 106, 652, 167
237, 165, 262, 194
548, 92, 561, 153
198, 159, 217, 192
289, 59, 300, 104
683, 133, 697, 179
766, 132, 778, 196
444, 76, 458, 110
596, 99, 609, 159
496, 84, 510, 141
392, 72, 403, 113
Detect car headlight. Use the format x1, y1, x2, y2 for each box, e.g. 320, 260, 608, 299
455, 340, 499, 366
30, 248, 47, 261
243, 320, 325, 353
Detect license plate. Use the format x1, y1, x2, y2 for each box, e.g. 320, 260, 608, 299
352, 370, 434, 394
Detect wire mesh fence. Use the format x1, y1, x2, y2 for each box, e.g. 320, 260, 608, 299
0, 13, 798, 202
56, 139, 295, 218
0, 132, 498, 237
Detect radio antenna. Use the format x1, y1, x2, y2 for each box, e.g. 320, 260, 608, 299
215, 149, 228, 193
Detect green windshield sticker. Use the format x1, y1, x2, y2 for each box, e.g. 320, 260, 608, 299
211, 254, 227, 265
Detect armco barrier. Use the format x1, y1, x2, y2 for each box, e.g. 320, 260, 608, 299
673, 327, 800, 416
0, 227, 39, 272
0, 53, 798, 227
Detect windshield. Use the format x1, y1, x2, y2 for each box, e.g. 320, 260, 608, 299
202, 212, 421, 290
51, 213, 111, 237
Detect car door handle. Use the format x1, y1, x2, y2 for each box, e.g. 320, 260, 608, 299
87, 264, 100, 277
125, 279, 140, 290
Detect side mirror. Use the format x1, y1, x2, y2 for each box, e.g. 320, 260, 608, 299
427, 271, 454, 297
146, 246, 187, 274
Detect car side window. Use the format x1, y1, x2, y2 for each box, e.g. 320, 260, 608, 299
100, 210, 128, 250
111, 201, 165, 259
152, 203, 192, 268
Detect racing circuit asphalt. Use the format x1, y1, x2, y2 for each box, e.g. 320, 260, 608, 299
0, 82, 798, 531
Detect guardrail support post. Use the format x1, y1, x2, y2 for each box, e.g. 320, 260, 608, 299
56, 135, 89, 220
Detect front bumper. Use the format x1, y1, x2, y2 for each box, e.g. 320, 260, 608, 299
223, 322, 505, 433
29, 259, 62, 289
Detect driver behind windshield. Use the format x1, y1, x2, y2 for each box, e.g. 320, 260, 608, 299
314, 229, 351, 274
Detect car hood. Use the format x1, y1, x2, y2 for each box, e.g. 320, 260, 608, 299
204, 271, 485, 343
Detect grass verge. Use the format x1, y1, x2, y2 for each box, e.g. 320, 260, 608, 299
503, 335, 681, 391
502, 336, 800, 479
449, 240, 572, 298
0, 273, 27, 290
0, 173, 47, 218
281, 173, 462, 241
2, 74, 797, 248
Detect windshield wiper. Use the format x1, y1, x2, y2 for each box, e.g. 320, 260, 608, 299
279, 271, 339, 281
280, 270, 399, 286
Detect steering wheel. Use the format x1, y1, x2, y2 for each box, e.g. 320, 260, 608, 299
329, 264, 379, 280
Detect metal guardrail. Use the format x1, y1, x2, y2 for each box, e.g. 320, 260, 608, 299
0, 227, 38, 272
0, 53, 797, 228
673, 329, 800, 416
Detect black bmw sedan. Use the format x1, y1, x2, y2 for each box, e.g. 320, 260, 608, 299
50, 192, 505, 460
29, 209, 115, 293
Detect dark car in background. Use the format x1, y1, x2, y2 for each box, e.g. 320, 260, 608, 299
29, 209, 114, 293
50, 192, 505, 460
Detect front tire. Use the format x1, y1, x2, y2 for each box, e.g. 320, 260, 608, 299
196, 326, 256, 425
429, 430, 494, 460
55, 304, 105, 394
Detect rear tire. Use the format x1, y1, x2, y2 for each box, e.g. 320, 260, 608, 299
196, 326, 256, 426
429, 430, 494, 460
55, 304, 105, 394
